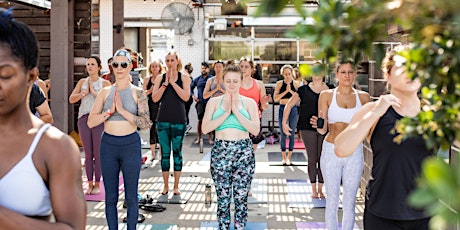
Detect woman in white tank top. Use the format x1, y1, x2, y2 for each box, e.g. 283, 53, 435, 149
312, 60, 371, 230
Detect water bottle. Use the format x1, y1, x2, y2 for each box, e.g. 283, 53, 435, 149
205, 183, 212, 204
199, 138, 204, 153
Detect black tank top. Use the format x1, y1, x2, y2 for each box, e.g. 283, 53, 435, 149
279, 81, 296, 99
147, 76, 160, 121
296, 83, 334, 130
157, 72, 187, 123
368, 106, 433, 220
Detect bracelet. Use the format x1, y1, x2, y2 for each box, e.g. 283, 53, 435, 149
161, 85, 167, 89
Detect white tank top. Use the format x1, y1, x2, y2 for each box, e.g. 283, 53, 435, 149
328, 88, 362, 124
0, 124, 52, 216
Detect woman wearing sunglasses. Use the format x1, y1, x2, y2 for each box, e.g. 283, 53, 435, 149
88, 49, 151, 229
69, 56, 111, 195
152, 50, 191, 196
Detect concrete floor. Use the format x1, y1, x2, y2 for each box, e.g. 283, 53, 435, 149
84, 129, 365, 229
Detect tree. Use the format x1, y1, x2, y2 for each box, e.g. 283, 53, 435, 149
252, 0, 460, 227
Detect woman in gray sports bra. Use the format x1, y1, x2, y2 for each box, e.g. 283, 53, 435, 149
88, 49, 151, 230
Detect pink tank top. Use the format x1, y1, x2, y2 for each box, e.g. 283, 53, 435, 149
239, 79, 261, 117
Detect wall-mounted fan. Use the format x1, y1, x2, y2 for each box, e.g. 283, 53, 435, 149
161, 2, 195, 35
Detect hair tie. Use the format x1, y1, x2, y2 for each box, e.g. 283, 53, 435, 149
0, 7, 14, 31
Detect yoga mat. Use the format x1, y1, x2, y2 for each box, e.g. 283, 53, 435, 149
286, 179, 326, 208
268, 152, 308, 166
149, 176, 201, 204
119, 223, 178, 230
83, 176, 124, 202
199, 151, 211, 166
286, 139, 306, 149
296, 222, 359, 230
200, 222, 268, 230
189, 137, 214, 148
211, 179, 268, 204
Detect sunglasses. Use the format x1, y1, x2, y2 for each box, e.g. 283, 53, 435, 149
111, 62, 129, 69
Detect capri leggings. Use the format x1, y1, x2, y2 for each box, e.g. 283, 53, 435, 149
300, 129, 325, 183
210, 138, 255, 230
321, 141, 363, 230
157, 121, 186, 171
77, 114, 104, 182
149, 102, 159, 144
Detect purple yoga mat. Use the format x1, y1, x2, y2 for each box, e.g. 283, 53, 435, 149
296, 222, 359, 230
83, 176, 124, 201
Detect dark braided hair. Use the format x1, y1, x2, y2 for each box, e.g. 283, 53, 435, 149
0, 7, 39, 71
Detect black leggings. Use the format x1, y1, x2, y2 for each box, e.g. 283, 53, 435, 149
300, 130, 325, 183
364, 208, 430, 230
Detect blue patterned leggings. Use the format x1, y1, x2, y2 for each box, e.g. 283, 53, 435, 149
210, 139, 255, 230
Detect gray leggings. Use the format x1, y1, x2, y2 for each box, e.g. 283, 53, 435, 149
321, 141, 363, 230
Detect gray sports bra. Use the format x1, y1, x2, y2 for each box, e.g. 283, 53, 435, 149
103, 85, 138, 121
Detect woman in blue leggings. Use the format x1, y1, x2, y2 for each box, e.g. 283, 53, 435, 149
312, 60, 370, 230
202, 64, 261, 230
88, 49, 151, 230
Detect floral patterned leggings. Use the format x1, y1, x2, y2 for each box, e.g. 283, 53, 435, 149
210, 138, 255, 230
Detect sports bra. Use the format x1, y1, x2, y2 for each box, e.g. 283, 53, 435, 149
0, 124, 52, 216
328, 88, 362, 124
103, 85, 138, 121
212, 97, 250, 131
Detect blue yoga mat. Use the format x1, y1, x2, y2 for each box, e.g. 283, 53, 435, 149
119, 223, 178, 230
296, 222, 359, 229
200, 222, 268, 230
286, 179, 327, 208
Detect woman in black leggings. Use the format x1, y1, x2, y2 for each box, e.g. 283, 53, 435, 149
282, 62, 334, 198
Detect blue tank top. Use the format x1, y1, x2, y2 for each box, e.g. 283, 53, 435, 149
103, 85, 138, 121
212, 97, 250, 131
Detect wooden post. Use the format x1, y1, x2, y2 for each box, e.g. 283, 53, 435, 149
50, 0, 73, 133
113, 0, 124, 52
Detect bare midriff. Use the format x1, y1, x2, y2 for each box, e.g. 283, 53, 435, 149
104, 120, 137, 136
279, 98, 291, 105
215, 128, 250, 141
325, 122, 349, 143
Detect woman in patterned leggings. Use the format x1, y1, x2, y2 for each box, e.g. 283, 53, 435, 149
202, 64, 260, 230
152, 50, 191, 195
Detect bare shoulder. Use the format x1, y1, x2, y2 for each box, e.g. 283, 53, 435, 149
320, 89, 334, 97
358, 90, 371, 103
241, 95, 257, 107
102, 79, 112, 87
40, 126, 80, 161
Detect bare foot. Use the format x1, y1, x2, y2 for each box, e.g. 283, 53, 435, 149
160, 188, 169, 195
85, 186, 93, 195
90, 186, 100, 195
208, 139, 214, 145
318, 192, 326, 199
194, 139, 200, 144
173, 189, 181, 195
311, 193, 319, 199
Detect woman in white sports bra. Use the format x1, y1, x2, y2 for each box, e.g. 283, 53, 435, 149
312, 60, 370, 230
0, 8, 86, 229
